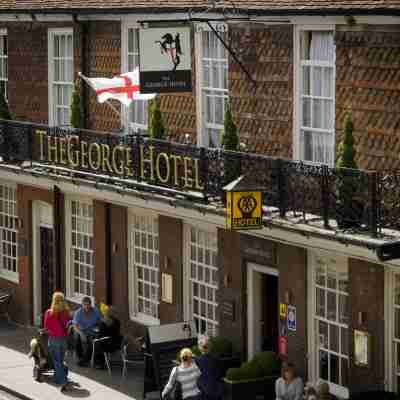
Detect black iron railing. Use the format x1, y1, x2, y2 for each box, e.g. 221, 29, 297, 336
0, 119, 397, 238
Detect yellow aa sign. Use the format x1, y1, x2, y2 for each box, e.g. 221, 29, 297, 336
226, 191, 263, 230
280, 303, 287, 319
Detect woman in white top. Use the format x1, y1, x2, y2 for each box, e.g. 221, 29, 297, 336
275, 362, 304, 400
162, 348, 201, 400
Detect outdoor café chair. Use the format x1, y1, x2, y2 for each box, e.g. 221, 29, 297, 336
121, 336, 145, 378
91, 336, 113, 375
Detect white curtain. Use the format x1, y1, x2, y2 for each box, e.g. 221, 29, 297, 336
310, 31, 335, 62
308, 32, 334, 165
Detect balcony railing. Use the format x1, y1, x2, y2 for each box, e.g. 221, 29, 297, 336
0, 119, 398, 239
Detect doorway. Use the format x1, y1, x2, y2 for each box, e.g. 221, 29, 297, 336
40, 227, 54, 314
247, 263, 279, 360
33, 201, 54, 326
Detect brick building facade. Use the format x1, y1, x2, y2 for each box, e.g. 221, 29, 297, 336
0, 1, 399, 398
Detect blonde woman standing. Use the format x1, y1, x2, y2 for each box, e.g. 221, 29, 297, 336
162, 348, 201, 400
43, 292, 72, 392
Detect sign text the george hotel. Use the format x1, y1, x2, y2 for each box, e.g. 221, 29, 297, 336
35, 130, 204, 191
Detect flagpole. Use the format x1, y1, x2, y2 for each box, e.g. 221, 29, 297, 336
78, 72, 121, 118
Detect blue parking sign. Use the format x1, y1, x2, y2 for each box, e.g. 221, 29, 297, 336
287, 305, 296, 331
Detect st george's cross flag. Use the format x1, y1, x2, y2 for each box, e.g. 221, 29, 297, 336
79, 68, 156, 107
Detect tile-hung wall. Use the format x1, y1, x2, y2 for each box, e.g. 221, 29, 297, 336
128, 210, 160, 326
308, 250, 349, 396
184, 224, 219, 336
65, 198, 94, 302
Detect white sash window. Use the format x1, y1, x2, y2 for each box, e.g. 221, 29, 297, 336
48, 29, 74, 127
0, 30, 8, 99
296, 29, 335, 165
128, 212, 159, 325
66, 199, 94, 301
185, 225, 218, 336
0, 183, 18, 282
308, 251, 349, 397
196, 25, 229, 147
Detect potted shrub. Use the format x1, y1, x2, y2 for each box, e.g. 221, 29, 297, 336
224, 351, 281, 400
335, 113, 363, 229
149, 96, 166, 140
221, 103, 241, 200
70, 79, 84, 129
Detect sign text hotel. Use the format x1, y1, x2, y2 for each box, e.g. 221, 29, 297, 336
36, 130, 204, 191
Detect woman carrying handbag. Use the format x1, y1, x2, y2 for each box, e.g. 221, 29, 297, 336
162, 348, 201, 400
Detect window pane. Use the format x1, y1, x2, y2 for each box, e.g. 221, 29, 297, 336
319, 350, 329, 380
316, 287, 325, 317
330, 353, 340, 384
395, 308, 400, 340
339, 294, 349, 324
329, 324, 339, 352
302, 66, 310, 95
327, 291, 337, 321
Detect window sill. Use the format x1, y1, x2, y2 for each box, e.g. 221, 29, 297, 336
130, 313, 160, 327
0, 270, 19, 284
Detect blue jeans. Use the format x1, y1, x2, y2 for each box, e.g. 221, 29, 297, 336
48, 337, 68, 385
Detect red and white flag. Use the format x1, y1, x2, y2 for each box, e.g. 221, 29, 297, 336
79, 68, 156, 107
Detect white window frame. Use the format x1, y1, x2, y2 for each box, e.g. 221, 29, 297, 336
385, 267, 400, 393
0, 29, 8, 100
65, 196, 94, 304
293, 25, 336, 166
121, 22, 149, 134
195, 23, 229, 148
0, 181, 18, 283
183, 222, 218, 336
307, 250, 350, 399
128, 208, 160, 326
48, 28, 74, 127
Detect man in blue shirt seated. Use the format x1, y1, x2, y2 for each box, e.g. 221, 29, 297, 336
72, 296, 102, 366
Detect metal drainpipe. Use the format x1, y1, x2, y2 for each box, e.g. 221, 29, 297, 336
105, 203, 112, 305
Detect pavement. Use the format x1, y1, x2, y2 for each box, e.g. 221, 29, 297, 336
0, 320, 148, 400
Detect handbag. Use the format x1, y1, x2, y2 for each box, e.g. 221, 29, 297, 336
167, 367, 182, 400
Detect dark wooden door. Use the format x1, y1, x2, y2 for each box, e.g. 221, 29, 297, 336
40, 227, 54, 315
261, 274, 279, 353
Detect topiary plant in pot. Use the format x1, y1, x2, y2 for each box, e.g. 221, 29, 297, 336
335, 112, 363, 229
148, 96, 166, 140
224, 351, 281, 400
221, 102, 241, 200
70, 79, 84, 129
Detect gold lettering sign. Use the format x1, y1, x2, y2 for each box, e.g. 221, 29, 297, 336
34, 129, 205, 192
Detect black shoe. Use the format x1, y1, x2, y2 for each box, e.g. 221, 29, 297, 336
94, 363, 106, 370
60, 384, 69, 393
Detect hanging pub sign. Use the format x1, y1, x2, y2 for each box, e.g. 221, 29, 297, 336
224, 175, 263, 230
139, 25, 192, 93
